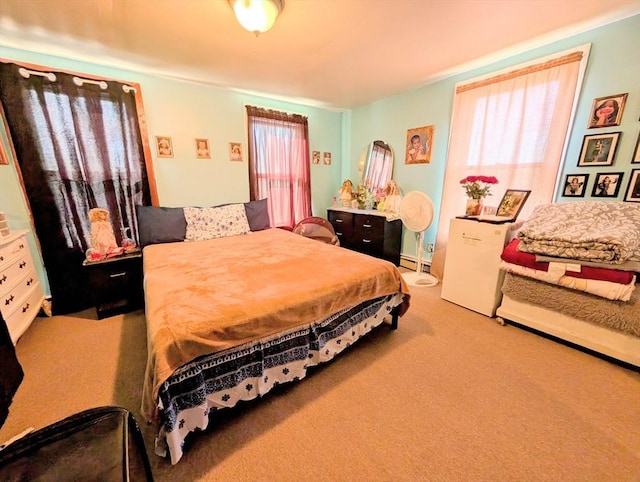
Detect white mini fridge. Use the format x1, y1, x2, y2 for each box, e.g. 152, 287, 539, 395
441, 218, 514, 317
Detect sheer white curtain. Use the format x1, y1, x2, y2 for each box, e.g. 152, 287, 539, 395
431, 48, 589, 279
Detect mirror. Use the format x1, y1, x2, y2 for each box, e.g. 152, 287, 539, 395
358, 140, 394, 194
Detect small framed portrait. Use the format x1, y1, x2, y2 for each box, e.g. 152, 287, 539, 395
312, 151, 320, 164
591, 172, 624, 197
623, 169, 640, 203
561, 174, 589, 198
195, 138, 210, 159
577, 132, 621, 166
230, 142, 242, 161
155, 136, 173, 158
633, 132, 640, 164
405, 125, 434, 164
496, 189, 531, 221
323, 152, 331, 165
587, 93, 627, 128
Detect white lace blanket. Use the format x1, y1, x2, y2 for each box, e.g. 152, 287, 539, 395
517, 202, 640, 264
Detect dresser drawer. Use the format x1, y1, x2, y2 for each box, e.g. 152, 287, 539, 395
328, 210, 354, 247
354, 215, 385, 254
0, 236, 28, 271
1, 268, 39, 317
4, 281, 44, 344
0, 253, 35, 298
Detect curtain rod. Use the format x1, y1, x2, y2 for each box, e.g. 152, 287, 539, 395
17, 66, 136, 93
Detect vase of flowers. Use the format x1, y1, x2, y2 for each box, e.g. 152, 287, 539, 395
355, 184, 375, 209
460, 175, 498, 216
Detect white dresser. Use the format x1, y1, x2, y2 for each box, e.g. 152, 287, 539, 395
0, 230, 44, 343
441, 218, 514, 317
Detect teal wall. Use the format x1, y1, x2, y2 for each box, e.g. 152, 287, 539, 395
1, 15, 638, 296
0, 48, 344, 294
349, 14, 640, 261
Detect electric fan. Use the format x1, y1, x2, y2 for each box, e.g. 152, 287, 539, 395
398, 191, 439, 287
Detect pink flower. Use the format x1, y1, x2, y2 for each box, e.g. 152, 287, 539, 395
460, 175, 499, 199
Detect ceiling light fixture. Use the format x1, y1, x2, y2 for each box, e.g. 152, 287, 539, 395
229, 0, 284, 36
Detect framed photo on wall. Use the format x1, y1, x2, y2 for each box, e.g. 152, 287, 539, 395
561, 174, 589, 197
323, 152, 331, 165
405, 125, 434, 164
195, 138, 210, 159
633, 132, 640, 164
496, 189, 531, 221
312, 151, 320, 164
623, 169, 640, 203
230, 142, 242, 161
587, 93, 627, 128
577, 132, 620, 166
155, 136, 173, 158
591, 172, 624, 197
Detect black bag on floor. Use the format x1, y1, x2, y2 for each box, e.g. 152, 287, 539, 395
0, 406, 153, 481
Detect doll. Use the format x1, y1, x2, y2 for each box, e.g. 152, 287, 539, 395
338, 179, 354, 207
88, 208, 121, 259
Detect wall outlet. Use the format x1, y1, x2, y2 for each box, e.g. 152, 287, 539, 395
426, 243, 434, 253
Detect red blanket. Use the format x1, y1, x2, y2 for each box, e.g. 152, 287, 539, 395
502, 239, 634, 285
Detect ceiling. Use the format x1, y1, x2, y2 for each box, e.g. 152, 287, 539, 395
0, 0, 638, 110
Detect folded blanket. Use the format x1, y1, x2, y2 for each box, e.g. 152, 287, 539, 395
517, 202, 640, 264
500, 260, 636, 301
503, 239, 635, 285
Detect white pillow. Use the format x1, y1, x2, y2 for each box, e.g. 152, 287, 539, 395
184, 205, 250, 241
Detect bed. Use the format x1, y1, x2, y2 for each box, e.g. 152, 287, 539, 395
495, 201, 640, 368
136, 202, 411, 464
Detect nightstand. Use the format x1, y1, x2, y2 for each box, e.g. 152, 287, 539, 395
82, 252, 143, 319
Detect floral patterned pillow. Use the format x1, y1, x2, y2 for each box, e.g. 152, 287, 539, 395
184, 205, 250, 241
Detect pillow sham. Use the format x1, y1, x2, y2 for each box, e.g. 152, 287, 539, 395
244, 198, 270, 231
136, 205, 187, 248
184, 204, 251, 241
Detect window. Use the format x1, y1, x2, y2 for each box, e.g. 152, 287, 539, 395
0, 61, 156, 314
431, 46, 590, 279
246, 106, 311, 229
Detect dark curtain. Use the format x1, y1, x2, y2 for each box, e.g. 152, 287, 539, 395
246, 105, 311, 229
0, 63, 151, 315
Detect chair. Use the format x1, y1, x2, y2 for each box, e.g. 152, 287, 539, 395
292, 217, 340, 246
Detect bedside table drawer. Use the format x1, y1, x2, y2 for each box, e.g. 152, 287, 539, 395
83, 253, 143, 319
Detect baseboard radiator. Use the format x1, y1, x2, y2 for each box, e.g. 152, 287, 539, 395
399, 255, 432, 273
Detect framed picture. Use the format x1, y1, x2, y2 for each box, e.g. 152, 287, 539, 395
561, 174, 589, 198
195, 138, 210, 159
587, 93, 627, 128
633, 132, 640, 164
405, 125, 434, 164
155, 136, 173, 158
323, 152, 331, 165
577, 132, 620, 166
230, 142, 242, 161
591, 172, 624, 197
312, 151, 320, 164
623, 169, 640, 203
496, 189, 531, 220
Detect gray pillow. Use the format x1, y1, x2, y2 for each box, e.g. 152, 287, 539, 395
244, 199, 270, 231
136, 205, 187, 248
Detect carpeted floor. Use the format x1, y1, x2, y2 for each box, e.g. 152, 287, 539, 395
1, 281, 639, 481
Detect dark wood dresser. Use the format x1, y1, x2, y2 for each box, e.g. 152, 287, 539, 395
327, 208, 402, 266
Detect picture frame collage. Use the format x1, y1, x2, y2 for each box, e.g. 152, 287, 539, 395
564, 92, 639, 203
154, 136, 244, 162
311, 151, 332, 165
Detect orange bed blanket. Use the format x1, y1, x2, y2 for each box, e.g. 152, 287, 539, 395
141, 228, 410, 421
